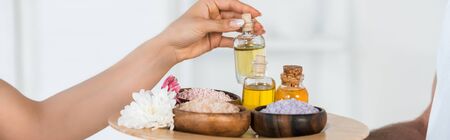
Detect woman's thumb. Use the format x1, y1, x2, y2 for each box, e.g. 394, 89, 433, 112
202, 19, 244, 33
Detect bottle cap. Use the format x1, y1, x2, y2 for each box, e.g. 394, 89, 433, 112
242, 13, 252, 22
283, 65, 302, 75
253, 55, 267, 75
281, 65, 303, 87
242, 13, 253, 32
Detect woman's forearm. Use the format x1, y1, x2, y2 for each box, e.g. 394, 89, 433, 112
39, 37, 177, 139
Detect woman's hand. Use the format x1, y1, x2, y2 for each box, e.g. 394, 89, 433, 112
157, 0, 265, 63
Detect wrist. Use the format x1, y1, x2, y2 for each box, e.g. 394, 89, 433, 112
139, 36, 179, 66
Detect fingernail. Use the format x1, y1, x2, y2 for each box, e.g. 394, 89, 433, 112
230, 19, 245, 28
256, 11, 262, 16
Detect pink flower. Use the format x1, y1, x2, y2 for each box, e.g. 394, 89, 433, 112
161, 75, 181, 93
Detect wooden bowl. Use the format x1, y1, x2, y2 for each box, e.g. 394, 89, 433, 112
178, 88, 241, 105
173, 106, 250, 137
251, 106, 327, 138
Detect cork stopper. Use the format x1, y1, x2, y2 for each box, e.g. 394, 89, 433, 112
281, 65, 303, 87
253, 55, 267, 76
242, 13, 253, 32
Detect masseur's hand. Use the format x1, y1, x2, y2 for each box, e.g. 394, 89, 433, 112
157, 0, 265, 62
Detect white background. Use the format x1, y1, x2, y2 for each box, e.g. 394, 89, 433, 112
0, 0, 446, 139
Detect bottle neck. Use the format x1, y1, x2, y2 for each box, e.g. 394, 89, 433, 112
253, 64, 266, 77
254, 72, 265, 77
242, 22, 253, 33
281, 81, 302, 87
281, 75, 304, 87
242, 30, 252, 36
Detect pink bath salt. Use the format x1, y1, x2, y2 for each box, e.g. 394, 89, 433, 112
178, 98, 239, 113
178, 88, 232, 101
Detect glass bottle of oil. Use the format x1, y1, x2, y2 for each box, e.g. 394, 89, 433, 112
242, 55, 275, 110
275, 65, 309, 102
234, 13, 265, 84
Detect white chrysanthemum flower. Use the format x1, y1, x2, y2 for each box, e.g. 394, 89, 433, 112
118, 89, 176, 130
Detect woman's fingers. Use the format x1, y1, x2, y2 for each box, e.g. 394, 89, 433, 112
200, 18, 245, 33
254, 29, 266, 35
220, 11, 264, 34
218, 36, 234, 48
199, 0, 265, 48
253, 20, 264, 34
220, 11, 242, 19
213, 0, 261, 17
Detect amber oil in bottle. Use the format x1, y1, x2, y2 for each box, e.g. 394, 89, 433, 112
275, 65, 309, 102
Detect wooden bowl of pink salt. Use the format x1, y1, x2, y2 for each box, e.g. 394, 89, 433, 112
173, 98, 250, 137
178, 88, 241, 105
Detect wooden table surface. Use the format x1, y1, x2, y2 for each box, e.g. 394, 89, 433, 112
109, 113, 369, 140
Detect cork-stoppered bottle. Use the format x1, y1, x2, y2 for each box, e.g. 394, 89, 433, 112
234, 13, 265, 84
242, 55, 275, 110
275, 65, 309, 102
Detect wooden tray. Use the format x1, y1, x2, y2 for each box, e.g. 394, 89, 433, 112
108, 113, 369, 140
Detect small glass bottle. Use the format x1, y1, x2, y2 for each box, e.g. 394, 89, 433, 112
234, 13, 265, 84
242, 55, 275, 110
275, 65, 309, 102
